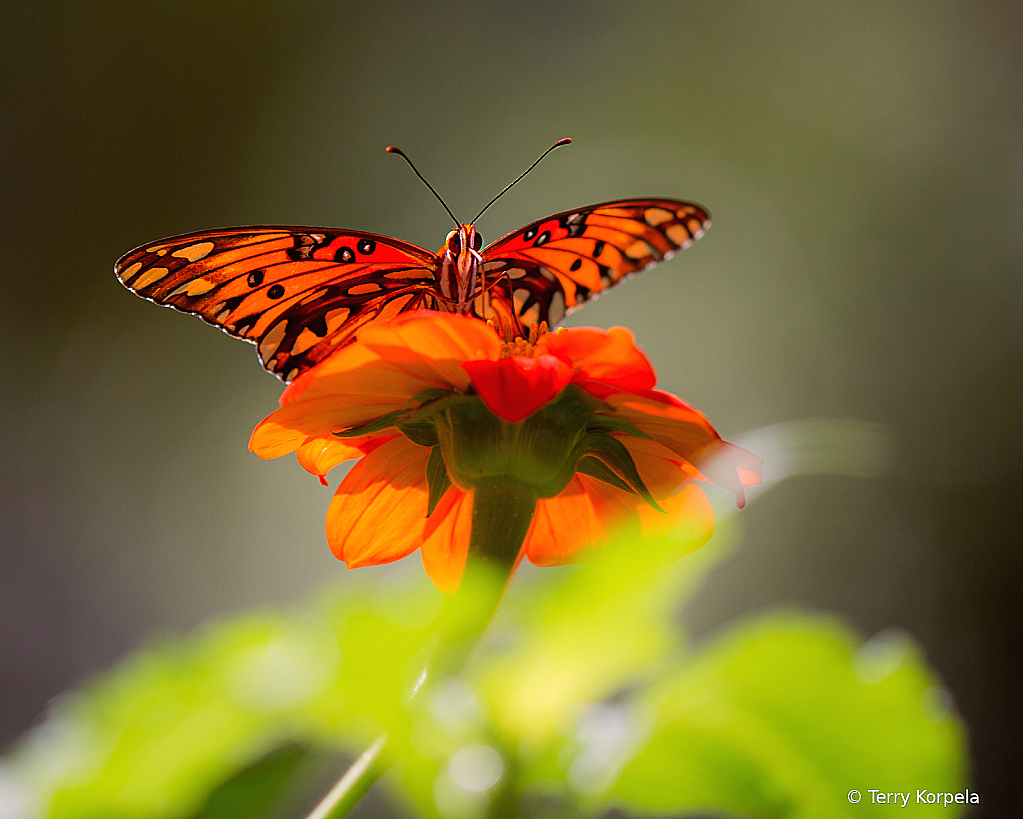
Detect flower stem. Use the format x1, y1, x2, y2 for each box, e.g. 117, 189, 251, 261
302, 479, 538, 819
466, 477, 539, 571
426, 478, 540, 680
303, 734, 388, 819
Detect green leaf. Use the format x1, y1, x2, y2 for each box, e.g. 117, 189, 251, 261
188, 742, 309, 819
5, 582, 444, 819
474, 518, 731, 758
598, 614, 967, 818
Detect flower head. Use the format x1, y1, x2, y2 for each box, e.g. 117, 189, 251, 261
250, 312, 761, 592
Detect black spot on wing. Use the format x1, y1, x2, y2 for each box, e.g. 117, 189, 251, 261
559, 212, 588, 238
307, 314, 328, 337
234, 314, 259, 335
287, 233, 326, 261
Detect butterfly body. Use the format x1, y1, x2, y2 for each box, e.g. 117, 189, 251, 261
436, 223, 485, 310
115, 198, 709, 382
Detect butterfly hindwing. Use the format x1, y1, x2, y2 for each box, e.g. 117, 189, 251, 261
115, 226, 438, 381
479, 198, 709, 328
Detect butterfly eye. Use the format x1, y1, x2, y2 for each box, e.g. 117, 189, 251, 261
447, 231, 462, 254
472, 232, 483, 251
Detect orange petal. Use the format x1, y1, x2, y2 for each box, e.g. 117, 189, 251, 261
539, 326, 656, 391
266, 319, 502, 440
694, 439, 765, 508
296, 433, 395, 477
325, 437, 431, 568
359, 312, 502, 392
637, 483, 714, 554
249, 412, 312, 459
279, 338, 386, 405
525, 478, 714, 568
249, 397, 400, 460
463, 354, 573, 422
523, 475, 637, 566
420, 488, 474, 593
288, 363, 442, 415
600, 393, 719, 465
616, 434, 693, 496
597, 389, 763, 502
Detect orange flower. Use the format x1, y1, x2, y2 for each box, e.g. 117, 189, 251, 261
250, 312, 761, 592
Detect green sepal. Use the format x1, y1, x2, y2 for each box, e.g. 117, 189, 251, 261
331, 391, 466, 442
579, 430, 664, 513
435, 387, 602, 499
399, 421, 440, 448
403, 393, 477, 426
588, 413, 652, 440
576, 455, 635, 494
426, 446, 452, 516
410, 387, 456, 406
331, 409, 406, 438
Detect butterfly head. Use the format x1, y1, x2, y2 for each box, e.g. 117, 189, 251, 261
444, 224, 484, 265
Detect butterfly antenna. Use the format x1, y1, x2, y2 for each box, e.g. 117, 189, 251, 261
471, 138, 572, 224
386, 146, 460, 227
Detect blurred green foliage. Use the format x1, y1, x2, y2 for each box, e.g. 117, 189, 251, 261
3, 508, 965, 819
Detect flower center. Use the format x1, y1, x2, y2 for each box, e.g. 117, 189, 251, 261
499, 320, 549, 358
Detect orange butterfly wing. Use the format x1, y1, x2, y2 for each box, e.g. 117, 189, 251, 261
115, 226, 439, 381
477, 198, 709, 332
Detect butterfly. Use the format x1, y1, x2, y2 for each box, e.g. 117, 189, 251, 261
115, 141, 709, 383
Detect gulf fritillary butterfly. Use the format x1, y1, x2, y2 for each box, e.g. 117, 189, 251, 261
115, 141, 709, 383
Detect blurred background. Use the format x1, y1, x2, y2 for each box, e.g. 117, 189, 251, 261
1, 1, 1020, 815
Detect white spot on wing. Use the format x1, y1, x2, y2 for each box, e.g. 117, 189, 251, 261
624, 240, 653, 260
172, 241, 216, 262
666, 225, 693, 246
348, 283, 383, 295
324, 307, 351, 335
299, 288, 329, 305
644, 207, 674, 226
119, 262, 143, 283
547, 290, 566, 325
134, 267, 171, 288
258, 320, 288, 362
169, 278, 217, 297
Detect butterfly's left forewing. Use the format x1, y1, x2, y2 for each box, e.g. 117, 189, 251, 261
115, 226, 439, 381
478, 198, 709, 330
